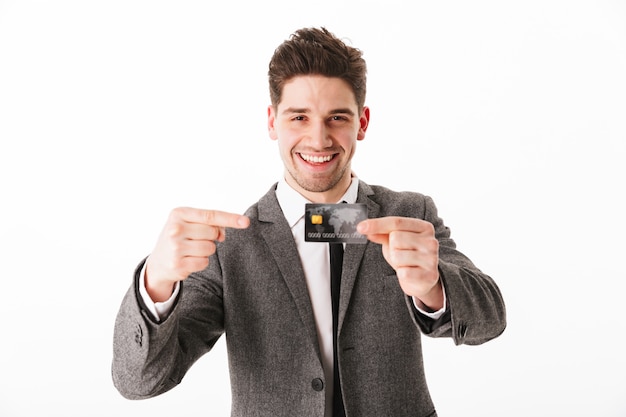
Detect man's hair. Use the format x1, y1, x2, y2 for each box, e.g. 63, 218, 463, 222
268, 27, 367, 110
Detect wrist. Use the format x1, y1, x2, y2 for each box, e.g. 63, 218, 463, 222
145, 277, 175, 303
414, 278, 444, 312
144, 264, 176, 303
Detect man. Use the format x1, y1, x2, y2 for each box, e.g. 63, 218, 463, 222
112, 27, 506, 417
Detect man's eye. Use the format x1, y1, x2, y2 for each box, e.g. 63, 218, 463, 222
293, 116, 305, 121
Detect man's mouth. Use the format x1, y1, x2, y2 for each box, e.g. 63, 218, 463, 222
298, 153, 335, 164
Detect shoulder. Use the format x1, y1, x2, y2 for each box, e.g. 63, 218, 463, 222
361, 181, 435, 219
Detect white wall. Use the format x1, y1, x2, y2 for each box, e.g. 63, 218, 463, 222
1, 1, 625, 416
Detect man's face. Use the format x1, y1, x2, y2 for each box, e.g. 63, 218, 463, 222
268, 75, 369, 203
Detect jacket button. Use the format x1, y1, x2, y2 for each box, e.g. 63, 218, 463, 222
311, 378, 324, 392
134, 324, 143, 347
458, 323, 468, 338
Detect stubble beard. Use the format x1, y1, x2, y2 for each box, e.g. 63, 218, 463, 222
286, 164, 348, 194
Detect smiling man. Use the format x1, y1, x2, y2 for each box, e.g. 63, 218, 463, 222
112, 27, 506, 417
268, 75, 368, 203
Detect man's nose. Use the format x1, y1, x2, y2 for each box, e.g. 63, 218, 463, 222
307, 122, 332, 148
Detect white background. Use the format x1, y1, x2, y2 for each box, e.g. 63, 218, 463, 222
1, 1, 625, 416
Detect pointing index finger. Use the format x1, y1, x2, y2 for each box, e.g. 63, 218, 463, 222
175, 207, 250, 229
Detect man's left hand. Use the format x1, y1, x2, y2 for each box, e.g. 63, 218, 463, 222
357, 217, 444, 311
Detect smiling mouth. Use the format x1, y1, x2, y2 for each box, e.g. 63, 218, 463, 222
298, 153, 335, 164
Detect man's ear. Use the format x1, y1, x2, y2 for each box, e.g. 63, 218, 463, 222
268, 105, 278, 140
357, 106, 370, 141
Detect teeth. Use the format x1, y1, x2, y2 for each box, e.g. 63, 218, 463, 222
300, 154, 333, 163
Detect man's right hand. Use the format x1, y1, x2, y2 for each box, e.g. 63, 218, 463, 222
144, 207, 250, 302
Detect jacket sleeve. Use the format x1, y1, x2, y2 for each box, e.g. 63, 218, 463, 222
111, 258, 225, 399
410, 195, 507, 345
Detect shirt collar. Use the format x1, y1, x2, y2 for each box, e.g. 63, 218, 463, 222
276, 175, 360, 229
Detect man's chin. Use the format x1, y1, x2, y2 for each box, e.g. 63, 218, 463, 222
294, 176, 344, 194
286, 166, 350, 194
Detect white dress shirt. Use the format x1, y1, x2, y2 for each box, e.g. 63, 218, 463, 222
139, 176, 446, 416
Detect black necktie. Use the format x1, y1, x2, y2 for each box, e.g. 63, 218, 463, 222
329, 242, 346, 417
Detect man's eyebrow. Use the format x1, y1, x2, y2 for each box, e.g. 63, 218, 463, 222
280, 107, 355, 116
281, 107, 310, 115
329, 108, 355, 116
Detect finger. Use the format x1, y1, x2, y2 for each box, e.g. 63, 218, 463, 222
179, 256, 211, 275
179, 239, 218, 258
363, 233, 389, 245
358, 217, 433, 236
173, 207, 250, 229
388, 247, 437, 269
364, 230, 421, 246
168, 222, 223, 241
389, 230, 438, 251
180, 224, 228, 243
388, 231, 439, 266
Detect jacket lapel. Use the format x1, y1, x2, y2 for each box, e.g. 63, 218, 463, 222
254, 181, 380, 353
338, 181, 380, 334
257, 185, 321, 358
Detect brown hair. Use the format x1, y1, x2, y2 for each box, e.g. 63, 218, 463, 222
268, 27, 367, 110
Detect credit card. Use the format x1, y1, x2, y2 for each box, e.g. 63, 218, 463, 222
304, 203, 368, 243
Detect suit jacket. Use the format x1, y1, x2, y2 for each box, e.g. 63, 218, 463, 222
112, 180, 506, 417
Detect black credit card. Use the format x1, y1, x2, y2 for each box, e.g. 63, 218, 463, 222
304, 203, 368, 243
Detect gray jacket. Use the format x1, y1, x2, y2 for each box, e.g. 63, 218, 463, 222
112, 180, 506, 416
